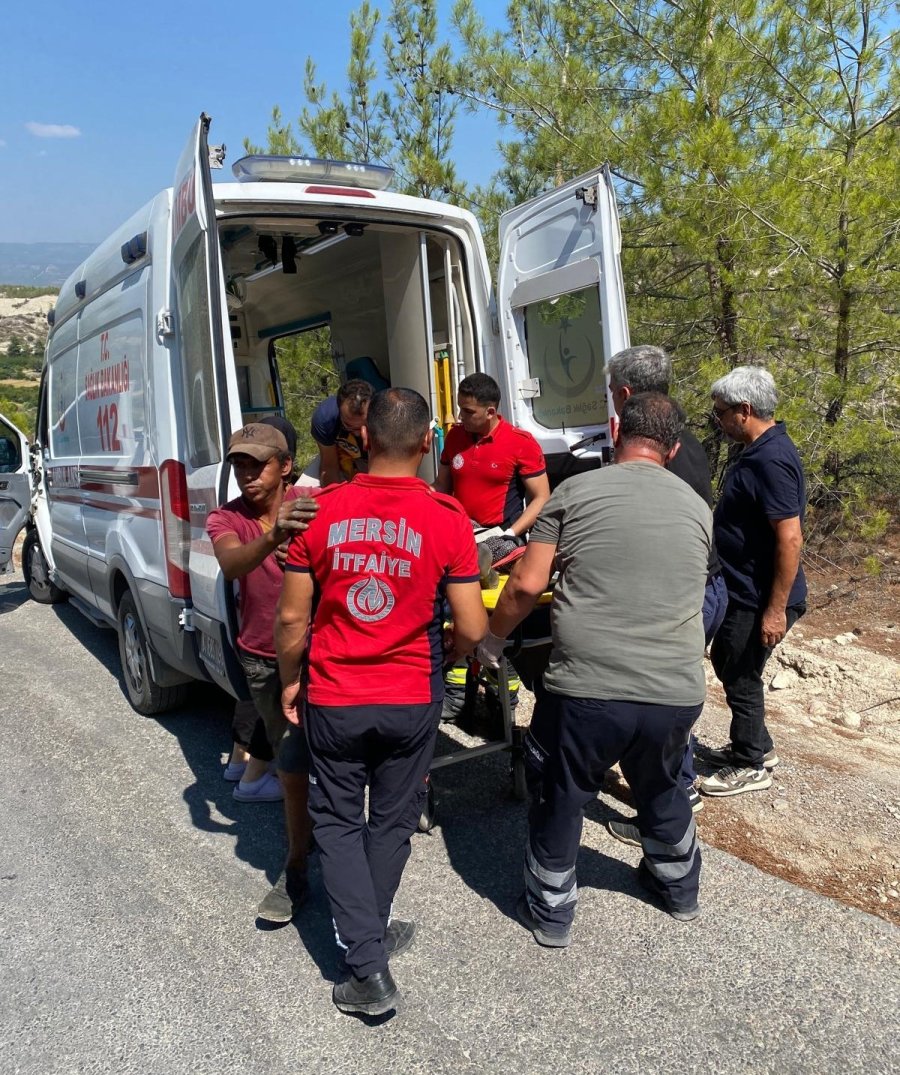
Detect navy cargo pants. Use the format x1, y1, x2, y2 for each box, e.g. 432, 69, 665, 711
524, 688, 703, 932
305, 702, 440, 978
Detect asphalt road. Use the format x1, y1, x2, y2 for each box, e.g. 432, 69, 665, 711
1, 570, 898, 1075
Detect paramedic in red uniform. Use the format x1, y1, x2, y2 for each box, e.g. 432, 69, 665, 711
434, 372, 550, 537
434, 372, 550, 719
275, 387, 487, 1018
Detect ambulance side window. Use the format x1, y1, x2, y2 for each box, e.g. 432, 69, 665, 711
176, 234, 221, 467
523, 286, 608, 429
0, 416, 21, 472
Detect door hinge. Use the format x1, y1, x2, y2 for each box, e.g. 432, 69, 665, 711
575, 185, 598, 211
178, 607, 195, 632
209, 143, 226, 170
156, 309, 175, 340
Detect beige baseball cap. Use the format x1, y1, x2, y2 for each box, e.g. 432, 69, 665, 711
226, 423, 288, 462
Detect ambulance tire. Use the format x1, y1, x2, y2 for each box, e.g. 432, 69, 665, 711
22, 531, 67, 605
117, 591, 187, 715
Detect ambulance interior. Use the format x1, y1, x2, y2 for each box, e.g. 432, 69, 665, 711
219, 217, 478, 476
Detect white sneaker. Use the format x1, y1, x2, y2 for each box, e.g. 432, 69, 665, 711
699, 765, 772, 797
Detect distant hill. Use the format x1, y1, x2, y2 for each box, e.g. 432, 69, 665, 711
0, 243, 96, 287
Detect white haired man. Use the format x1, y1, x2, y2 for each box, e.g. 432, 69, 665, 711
699, 366, 807, 797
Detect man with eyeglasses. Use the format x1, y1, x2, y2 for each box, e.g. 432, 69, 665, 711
699, 366, 807, 797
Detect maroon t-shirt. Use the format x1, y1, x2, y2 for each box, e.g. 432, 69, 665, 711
285, 473, 479, 706
207, 486, 316, 658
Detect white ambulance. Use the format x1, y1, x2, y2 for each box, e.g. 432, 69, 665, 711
4, 113, 629, 714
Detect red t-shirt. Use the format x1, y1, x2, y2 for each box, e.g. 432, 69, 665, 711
440, 417, 546, 527
206, 486, 316, 658
285, 473, 480, 706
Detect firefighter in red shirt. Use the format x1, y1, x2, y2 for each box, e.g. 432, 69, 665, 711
275, 388, 487, 1017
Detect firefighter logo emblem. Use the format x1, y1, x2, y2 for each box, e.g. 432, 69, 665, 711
347, 576, 395, 622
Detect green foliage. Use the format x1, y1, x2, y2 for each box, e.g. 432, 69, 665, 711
858, 508, 891, 544
273, 328, 341, 469
863, 554, 883, 577
0, 284, 59, 299
0, 387, 38, 436
450, 0, 900, 531
246, 0, 898, 535
246, 0, 468, 201
0, 352, 42, 378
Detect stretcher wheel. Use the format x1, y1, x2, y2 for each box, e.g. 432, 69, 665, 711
417, 781, 436, 833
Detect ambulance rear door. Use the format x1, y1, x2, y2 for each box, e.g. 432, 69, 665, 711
0, 412, 32, 573
497, 166, 629, 485
170, 112, 245, 694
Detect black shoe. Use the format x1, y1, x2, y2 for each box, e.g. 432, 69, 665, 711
384, 919, 416, 959
636, 861, 700, 923
256, 867, 308, 924
332, 969, 400, 1016
515, 894, 571, 948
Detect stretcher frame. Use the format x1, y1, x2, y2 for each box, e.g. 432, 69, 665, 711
419, 580, 553, 831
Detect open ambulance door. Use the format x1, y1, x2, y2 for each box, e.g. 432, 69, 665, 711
170, 113, 245, 695
497, 166, 630, 489
0, 412, 32, 573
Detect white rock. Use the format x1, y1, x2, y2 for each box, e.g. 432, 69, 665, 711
833, 632, 856, 646
772, 799, 789, 812
840, 711, 862, 729
770, 670, 795, 690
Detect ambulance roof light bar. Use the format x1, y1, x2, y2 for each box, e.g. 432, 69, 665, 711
231, 155, 394, 191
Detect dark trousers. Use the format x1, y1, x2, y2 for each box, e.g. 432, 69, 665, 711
680, 572, 729, 787
710, 602, 805, 768
305, 702, 440, 978
525, 690, 703, 931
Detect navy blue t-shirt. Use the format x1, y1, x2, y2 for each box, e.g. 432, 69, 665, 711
310, 395, 367, 480
714, 422, 807, 610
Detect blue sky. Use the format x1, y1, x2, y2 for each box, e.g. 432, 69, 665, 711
0, 0, 506, 245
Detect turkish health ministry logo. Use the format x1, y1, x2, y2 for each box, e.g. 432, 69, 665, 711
347, 576, 395, 622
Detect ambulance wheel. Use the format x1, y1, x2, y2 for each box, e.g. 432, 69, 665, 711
22, 532, 67, 605
117, 591, 187, 715
418, 782, 436, 833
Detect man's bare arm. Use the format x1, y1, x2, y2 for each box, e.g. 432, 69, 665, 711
510, 472, 551, 536
444, 580, 488, 660
433, 462, 453, 495
275, 570, 314, 724
761, 516, 803, 647
276, 569, 314, 683
317, 443, 344, 487
212, 498, 318, 581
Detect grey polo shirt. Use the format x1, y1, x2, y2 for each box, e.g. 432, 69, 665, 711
531, 460, 711, 707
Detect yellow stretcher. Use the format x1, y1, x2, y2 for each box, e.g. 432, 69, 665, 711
419, 577, 554, 831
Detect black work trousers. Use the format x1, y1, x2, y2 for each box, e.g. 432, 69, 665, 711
524, 689, 703, 933
710, 603, 805, 768
305, 701, 440, 978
